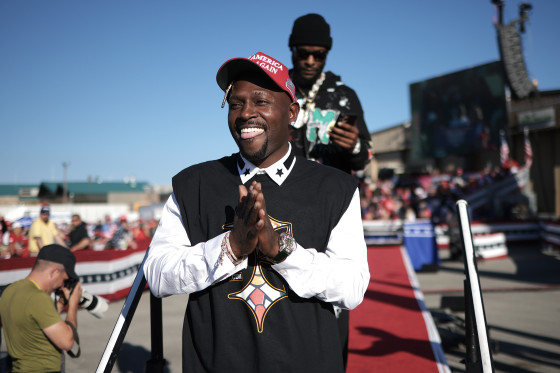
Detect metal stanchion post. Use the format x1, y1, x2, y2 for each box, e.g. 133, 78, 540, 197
97, 254, 156, 373
464, 279, 482, 372
456, 200, 494, 373
145, 294, 166, 372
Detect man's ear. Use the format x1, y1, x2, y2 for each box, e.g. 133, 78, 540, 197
289, 102, 300, 124
48, 266, 60, 280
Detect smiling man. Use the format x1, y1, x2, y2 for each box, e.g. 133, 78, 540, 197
143, 51, 369, 373
226, 71, 295, 169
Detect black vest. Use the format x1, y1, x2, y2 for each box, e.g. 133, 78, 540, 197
172, 153, 357, 373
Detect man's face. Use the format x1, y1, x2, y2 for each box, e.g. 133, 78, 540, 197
291, 45, 328, 87
49, 265, 69, 294
40, 212, 50, 223
58, 269, 69, 289
71, 216, 81, 228
227, 73, 299, 168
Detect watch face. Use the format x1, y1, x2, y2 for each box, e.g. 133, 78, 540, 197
270, 233, 295, 264
279, 233, 295, 253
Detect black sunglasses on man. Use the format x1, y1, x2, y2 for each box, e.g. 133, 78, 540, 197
293, 47, 328, 62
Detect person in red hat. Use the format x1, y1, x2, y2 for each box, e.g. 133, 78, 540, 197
143, 51, 369, 372
107, 215, 137, 250
0, 244, 82, 372
8, 222, 29, 258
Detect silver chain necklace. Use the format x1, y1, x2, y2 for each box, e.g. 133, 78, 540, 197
293, 72, 325, 128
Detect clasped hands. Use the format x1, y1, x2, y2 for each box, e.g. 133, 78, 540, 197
229, 181, 279, 260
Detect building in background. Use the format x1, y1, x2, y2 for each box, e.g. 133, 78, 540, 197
0, 180, 173, 225
368, 77, 560, 218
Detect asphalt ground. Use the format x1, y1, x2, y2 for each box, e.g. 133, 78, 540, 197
2, 242, 559, 372
416, 243, 560, 373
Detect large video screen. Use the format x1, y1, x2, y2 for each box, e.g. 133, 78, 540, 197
409, 61, 508, 159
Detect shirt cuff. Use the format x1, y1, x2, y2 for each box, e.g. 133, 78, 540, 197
208, 232, 248, 280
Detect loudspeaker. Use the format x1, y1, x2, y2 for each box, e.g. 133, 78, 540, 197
496, 23, 536, 99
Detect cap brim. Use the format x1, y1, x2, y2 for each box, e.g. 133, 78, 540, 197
216, 58, 263, 92
67, 268, 79, 280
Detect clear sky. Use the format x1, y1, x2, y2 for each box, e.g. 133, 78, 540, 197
1, 0, 558, 186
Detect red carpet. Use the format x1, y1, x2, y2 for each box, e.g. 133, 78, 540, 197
347, 246, 449, 372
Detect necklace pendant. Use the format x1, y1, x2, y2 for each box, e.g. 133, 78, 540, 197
293, 109, 306, 128
302, 110, 309, 123
293, 72, 324, 128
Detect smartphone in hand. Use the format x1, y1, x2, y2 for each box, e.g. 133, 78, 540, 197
336, 113, 358, 127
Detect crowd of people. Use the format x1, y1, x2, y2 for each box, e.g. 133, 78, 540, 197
0, 167, 520, 261
0, 206, 158, 260
88, 214, 157, 251
0, 219, 28, 259
359, 164, 520, 224
0, 164, 520, 261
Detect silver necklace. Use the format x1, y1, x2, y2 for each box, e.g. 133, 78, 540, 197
293, 72, 325, 128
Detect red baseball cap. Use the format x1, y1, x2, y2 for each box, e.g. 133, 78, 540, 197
216, 51, 297, 104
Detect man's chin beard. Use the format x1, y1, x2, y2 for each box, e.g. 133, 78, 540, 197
240, 140, 268, 166
295, 71, 321, 89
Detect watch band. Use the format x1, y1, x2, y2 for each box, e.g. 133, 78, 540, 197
269, 232, 295, 264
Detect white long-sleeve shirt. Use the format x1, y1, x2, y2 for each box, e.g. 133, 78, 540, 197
143, 150, 370, 310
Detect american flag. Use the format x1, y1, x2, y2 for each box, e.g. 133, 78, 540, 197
524, 127, 533, 169
500, 131, 509, 168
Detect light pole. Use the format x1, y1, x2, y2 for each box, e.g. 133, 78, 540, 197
62, 162, 70, 203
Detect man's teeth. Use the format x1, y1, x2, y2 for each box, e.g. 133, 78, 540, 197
241, 128, 264, 134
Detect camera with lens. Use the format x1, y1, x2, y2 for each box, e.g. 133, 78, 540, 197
58, 278, 109, 319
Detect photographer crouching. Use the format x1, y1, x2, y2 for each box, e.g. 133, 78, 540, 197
0, 244, 82, 373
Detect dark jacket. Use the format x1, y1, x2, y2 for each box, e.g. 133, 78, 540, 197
289, 71, 371, 174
